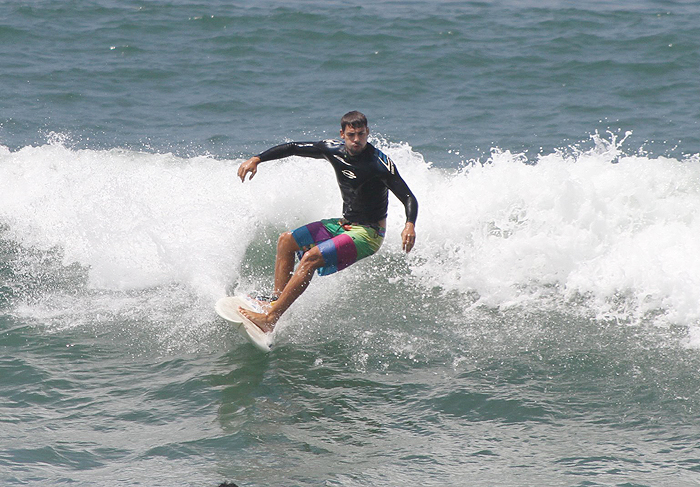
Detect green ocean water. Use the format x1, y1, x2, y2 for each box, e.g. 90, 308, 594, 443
2, 1, 700, 486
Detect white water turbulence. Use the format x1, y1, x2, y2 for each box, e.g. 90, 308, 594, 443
1, 134, 699, 349
0, 138, 341, 349
402, 132, 700, 340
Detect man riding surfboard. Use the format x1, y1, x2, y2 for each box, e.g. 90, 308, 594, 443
236, 111, 418, 333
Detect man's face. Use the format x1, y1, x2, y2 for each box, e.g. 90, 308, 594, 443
340, 125, 369, 156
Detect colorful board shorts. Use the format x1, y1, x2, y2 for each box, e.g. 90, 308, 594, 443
291, 218, 386, 276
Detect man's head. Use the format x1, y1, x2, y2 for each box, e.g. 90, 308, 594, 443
340, 111, 369, 156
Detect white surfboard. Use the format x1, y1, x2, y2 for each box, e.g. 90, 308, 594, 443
215, 296, 273, 352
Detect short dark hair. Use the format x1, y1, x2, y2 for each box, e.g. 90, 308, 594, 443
341, 111, 368, 130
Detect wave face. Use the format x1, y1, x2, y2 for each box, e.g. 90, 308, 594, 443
2, 135, 699, 349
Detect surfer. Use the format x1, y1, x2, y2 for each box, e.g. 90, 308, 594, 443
236, 111, 418, 333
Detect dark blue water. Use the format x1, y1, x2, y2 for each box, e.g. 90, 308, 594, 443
2, 1, 699, 164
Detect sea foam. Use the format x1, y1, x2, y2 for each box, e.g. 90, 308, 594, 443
1, 135, 699, 337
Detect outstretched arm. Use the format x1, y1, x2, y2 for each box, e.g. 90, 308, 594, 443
237, 141, 327, 183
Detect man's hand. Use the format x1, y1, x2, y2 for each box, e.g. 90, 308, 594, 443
401, 222, 416, 253
238, 156, 261, 182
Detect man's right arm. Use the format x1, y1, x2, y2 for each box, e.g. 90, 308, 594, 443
238, 155, 262, 182
238, 142, 328, 183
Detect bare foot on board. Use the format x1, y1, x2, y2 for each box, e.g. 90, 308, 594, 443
238, 308, 277, 334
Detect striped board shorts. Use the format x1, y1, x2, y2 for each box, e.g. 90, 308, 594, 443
291, 218, 386, 276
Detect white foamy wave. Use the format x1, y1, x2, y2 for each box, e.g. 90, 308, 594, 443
397, 133, 700, 329
2, 135, 700, 334
0, 142, 334, 298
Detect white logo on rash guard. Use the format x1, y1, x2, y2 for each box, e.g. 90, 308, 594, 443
342, 170, 357, 179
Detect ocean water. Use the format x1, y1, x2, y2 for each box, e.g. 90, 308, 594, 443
2, 1, 700, 486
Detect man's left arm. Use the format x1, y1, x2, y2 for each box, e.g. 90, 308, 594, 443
385, 171, 418, 253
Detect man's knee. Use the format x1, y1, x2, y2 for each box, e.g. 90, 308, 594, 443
298, 246, 325, 271
277, 231, 299, 253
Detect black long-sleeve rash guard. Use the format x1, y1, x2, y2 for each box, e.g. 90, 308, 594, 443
257, 140, 418, 226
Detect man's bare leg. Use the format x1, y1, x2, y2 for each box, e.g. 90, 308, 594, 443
272, 232, 300, 298
247, 232, 298, 312
240, 236, 325, 333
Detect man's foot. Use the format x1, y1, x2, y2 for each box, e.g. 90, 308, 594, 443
239, 307, 277, 334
